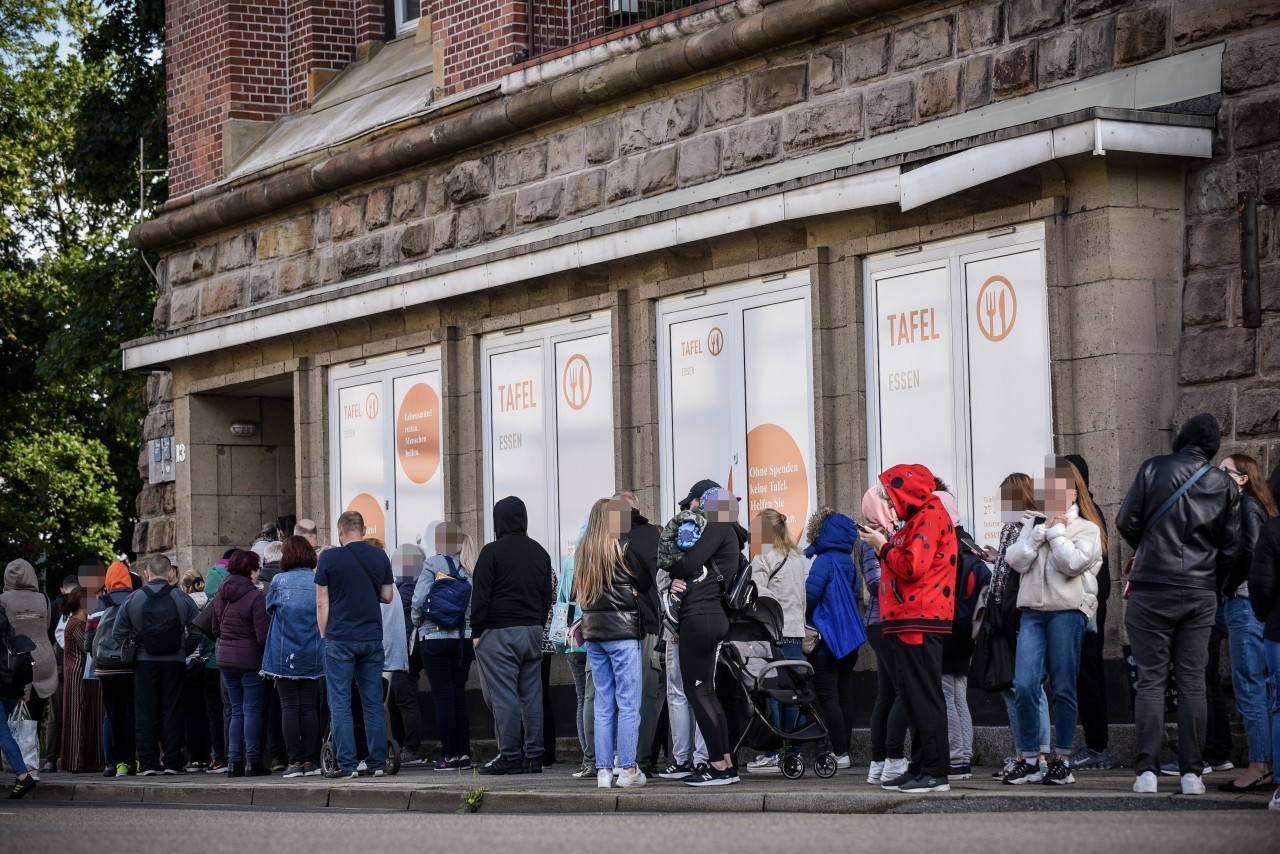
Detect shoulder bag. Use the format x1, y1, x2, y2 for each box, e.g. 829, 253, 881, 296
1122, 464, 1212, 598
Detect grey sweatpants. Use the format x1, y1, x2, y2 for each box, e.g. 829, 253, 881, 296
941, 674, 972, 764
475, 625, 544, 761
1125, 586, 1216, 777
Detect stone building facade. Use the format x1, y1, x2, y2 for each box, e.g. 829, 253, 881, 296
127, 0, 1280, 734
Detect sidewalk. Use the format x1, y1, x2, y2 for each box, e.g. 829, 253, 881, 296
27, 764, 1276, 814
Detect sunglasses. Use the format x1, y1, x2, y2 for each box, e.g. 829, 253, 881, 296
1220, 466, 1244, 477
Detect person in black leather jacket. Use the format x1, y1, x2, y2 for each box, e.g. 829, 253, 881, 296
1116, 413, 1242, 796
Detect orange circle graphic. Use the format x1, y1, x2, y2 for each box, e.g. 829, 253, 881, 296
365, 392, 380, 420
345, 492, 385, 540
746, 423, 810, 545
975, 275, 1018, 342
561, 354, 592, 411
396, 383, 441, 484
707, 327, 724, 356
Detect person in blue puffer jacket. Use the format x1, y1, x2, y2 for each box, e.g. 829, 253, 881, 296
804, 509, 868, 770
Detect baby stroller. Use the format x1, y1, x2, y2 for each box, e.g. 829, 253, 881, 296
719, 588, 837, 779
320, 673, 402, 776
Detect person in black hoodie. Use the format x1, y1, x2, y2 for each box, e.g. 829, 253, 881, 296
666, 485, 748, 787
614, 491, 663, 772
473, 496, 554, 775
1117, 413, 1241, 795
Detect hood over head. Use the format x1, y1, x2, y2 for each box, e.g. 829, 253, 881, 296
105, 561, 133, 592
861, 488, 895, 530
1173, 413, 1221, 458
878, 464, 937, 521
630, 507, 650, 527
3, 559, 38, 592
218, 572, 256, 603
805, 513, 860, 557
493, 496, 528, 538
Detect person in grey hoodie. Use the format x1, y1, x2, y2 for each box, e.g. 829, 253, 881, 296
114, 555, 197, 775
1, 560, 58, 772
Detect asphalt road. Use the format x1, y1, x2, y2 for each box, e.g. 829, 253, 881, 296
0, 802, 1273, 854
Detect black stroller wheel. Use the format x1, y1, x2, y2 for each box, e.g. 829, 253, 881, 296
320, 735, 338, 776
385, 739, 401, 776
781, 754, 805, 780
814, 752, 838, 779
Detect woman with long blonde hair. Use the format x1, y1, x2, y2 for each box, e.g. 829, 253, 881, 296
577, 497, 652, 789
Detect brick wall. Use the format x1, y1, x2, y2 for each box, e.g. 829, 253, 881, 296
430, 0, 527, 95
167, 0, 384, 197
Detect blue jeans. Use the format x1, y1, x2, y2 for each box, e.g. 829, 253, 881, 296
1265, 640, 1280, 774
586, 638, 642, 770
1013, 609, 1086, 758
324, 638, 387, 772
1002, 685, 1050, 754
0, 696, 30, 778
221, 668, 264, 765
1224, 597, 1272, 763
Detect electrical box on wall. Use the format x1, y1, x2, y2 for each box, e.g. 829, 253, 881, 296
149, 436, 176, 484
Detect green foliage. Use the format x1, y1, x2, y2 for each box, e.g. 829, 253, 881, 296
0, 428, 121, 574
458, 786, 486, 813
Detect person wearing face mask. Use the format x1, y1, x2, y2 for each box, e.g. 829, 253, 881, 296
1000, 458, 1104, 787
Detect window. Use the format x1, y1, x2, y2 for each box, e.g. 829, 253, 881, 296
864, 224, 1052, 547
481, 315, 615, 565
657, 272, 817, 547
395, 0, 422, 35
329, 350, 444, 548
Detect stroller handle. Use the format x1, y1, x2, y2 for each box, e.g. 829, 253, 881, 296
752, 658, 813, 689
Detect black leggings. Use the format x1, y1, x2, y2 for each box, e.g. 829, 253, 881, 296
276, 678, 321, 766
678, 610, 731, 760
867, 625, 908, 761
99, 675, 135, 767
810, 644, 857, 757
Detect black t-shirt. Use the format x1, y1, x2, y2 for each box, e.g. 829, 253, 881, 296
314, 542, 392, 643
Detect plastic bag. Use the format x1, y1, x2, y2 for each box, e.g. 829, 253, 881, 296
3, 701, 39, 773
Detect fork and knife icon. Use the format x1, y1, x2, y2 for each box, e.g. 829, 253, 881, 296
563, 355, 591, 410
977, 276, 1016, 342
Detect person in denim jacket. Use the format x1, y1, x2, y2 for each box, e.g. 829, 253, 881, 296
262, 536, 324, 777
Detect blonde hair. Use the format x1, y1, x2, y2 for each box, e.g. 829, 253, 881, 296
1001, 472, 1037, 512
575, 498, 626, 608
180, 569, 205, 593
756, 508, 798, 557
458, 533, 480, 574
1056, 457, 1108, 552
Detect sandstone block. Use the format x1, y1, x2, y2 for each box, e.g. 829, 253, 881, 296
917, 65, 961, 119
1179, 327, 1256, 384
893, 16, 953, 70
201, 274, 245, 317
132, 520, 149, 555
678, 135, 721, 185
1232, 95, 1280, 151
496, 144, 547, 189
548, 130, 584, 176
639, 147, 678, 194
606, 157, 639, 202
1223, 30, 1280, 94
257, 215, 316, 260
1007, 0, 1064, 39
670, 95, 701, 138
424, 173, 448, 216
1071, 0, 1124, 18
339, 236, 383, 277
1038, 31, 1078, 85
147, 518, 174, 553
963, 54, 993, 109
168, 245, 216, 286
169, 285, 199, 327
1189, 162, 1239, 216
846, 32, 890, 83
810, 48, 843, 95
1262, 322, 1280, 371
1114, 6, 1168, 66
993, 43, 1036, 99
445, 159, 492, 204
866, 81, 914, 135
456, 207, 481, 247
565, 170, 604, 216
703, 79, 748, 127
365, 187, 391, 230
1080, 17, 1115, 77
584, 120, 618, 163
483, 196, 513, 241
749, 64, 808, 115
1182, 273, 1227, 326
217, 233, 255, 271
1187, 217, 1240, 270
141, 407, 173, 442
1173, 0, 1280, 47
722, 120, 780, 172
277, 256, 319, 293
1173, 384, 1235, 436
1263, 264, 1280, 311
515, 182, 564, 224
958, 1, 1002, 54
248, 268, 275, 304
399, 223, 433, 259
434, 213, 457, 250
783, 94, 862, 149
1237, 388, 1280, 435
331, 199, 364, 241
392, 177, 426, 222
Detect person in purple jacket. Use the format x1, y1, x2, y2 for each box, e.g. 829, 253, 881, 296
211, 550, 271, 777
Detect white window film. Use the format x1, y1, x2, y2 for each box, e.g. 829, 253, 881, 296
482, 316, 615, 565
329, 351, 444, 549
658, 273, 817, 546
865, 226, 1053, 548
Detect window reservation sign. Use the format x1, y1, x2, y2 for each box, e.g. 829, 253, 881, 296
865, 226, 1053, 547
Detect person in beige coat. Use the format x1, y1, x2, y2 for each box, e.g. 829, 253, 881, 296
1000, 458, 1104, 788
1, 560, 59, 773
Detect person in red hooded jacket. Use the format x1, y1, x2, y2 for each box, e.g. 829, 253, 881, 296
861, 463, 956, 793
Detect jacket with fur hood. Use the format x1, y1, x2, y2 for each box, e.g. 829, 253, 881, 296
876, 464, 956, 641
1004, 504, 1103, 618
0, 559, 57, 698
471, 496, 554, 637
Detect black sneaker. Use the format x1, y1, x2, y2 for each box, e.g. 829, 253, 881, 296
659, 761, 693, 780
322, 769, 358, 779
897, 774, 951, 792
1042, 758, 1075, 785
228, 763, 245, 778
949, 763, 972, 780
522, 756, 544, 774
245, 766, 271, 778
881, 770, 916, 791
1002, 759, 1045, 785
477, 755, 524, 776
684, 766, 736, 787
8, 775, 36, 800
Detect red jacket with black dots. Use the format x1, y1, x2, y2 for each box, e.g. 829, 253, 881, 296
877, 463, 957, 643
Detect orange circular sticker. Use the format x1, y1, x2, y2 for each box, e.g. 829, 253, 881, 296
561, 354, 592, 411
396, 383, 441, 484
365, 392, 380, 420
975, 275, 1017, 342
707, 327, 724, 356
345, 493, 385, 540
746, 423, 809, 545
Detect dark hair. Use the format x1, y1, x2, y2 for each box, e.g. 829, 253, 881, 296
61, 574, 78, 589
222, 548, 241, 561
227, 550, 261, 578
58, 587, 84, 616
1225, 454, 1279, 518
280, 535, 318, 571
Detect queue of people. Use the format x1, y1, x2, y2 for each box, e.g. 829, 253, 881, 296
1, 412, 1277, 811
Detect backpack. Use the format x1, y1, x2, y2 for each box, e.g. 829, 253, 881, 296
0, 629, 36, 697
953, 545, 992, 632
92, 603, 137, 669
140, 585, 185, 655
422, 556, 471, 630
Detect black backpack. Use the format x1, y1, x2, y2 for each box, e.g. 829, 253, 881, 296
140, 585, 185, 655
0, 629, 35, 698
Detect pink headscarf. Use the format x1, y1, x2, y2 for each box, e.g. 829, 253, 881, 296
861, 488, 896, 530
933, 490, 961, 526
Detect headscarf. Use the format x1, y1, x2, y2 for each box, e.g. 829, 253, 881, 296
933, 490, 961, 527
105, 561, 132, 592
861, 488, 895, 530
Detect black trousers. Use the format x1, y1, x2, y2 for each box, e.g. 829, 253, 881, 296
810, 644, 858, 757
679, 610, 731, 760
202, 669, 226, 765
183, 668, 210, 764
1076, 597, 1110, 752
888, 634, 949, 779
277, 678, 322, 765
100, 675, 135, 767
867, 625, 908, 761
1204, 620, 1233, 759
259, 677, 286, 764
388, 670, 423, 755
134, 660, 186, 772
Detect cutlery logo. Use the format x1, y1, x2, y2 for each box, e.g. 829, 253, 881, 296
366, 392, 380, 420
976, 275, 1017, 343
707, 326, 724, 356
562, 354, 592, 411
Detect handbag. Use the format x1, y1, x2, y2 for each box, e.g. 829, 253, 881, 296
191, 600, 216, 636
1122, 464, 1212, 598
802, 623, 821, 656
969, 596, 1015, 693
549, 601, 572, 648
2, 701, 38, 774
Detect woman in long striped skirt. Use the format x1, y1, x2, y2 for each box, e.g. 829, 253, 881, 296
60, 588, 103, 773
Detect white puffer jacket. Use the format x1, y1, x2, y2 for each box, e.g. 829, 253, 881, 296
1005, 505, 1103, 618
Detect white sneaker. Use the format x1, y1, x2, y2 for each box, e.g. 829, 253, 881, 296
1133, 771, 1158, 793
617, 767, 647, 789
372, 769, 385, 778
882, 758, 908, 782
356, 760, 368, 772
867, 761, 886, 785
835, 753, 851, 770
1268, 789, 1279, 811
570, 764, 593, 779
1181, 773, 1205, 795
747, 754, 780, 774
597, 769, 614, 789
